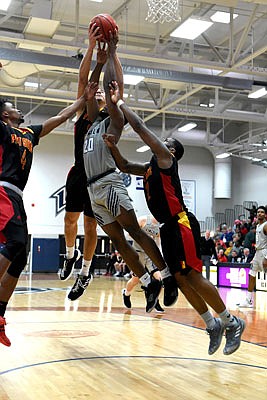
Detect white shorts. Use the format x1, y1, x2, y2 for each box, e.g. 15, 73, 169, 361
88, 172, 133, 226
250, 249, 267, 277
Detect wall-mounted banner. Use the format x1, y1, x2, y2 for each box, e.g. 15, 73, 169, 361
135, 177, 196, 215
181, 180, 196, 214
50, 185, 66, 216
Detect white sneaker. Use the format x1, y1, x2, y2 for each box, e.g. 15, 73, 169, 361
237, 298, 253, 308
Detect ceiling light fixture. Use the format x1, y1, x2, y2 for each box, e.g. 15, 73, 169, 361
24, 81, 39, 88
124, 75, 144, 85
170, 18, 213, 40
0, 0, 11, 11
177, 122, 197, 132
136, 145, 150, 153
216, 152, 231, 159
248, 87, 267, 99
210, 11, 238, 24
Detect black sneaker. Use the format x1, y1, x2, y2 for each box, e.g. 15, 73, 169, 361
155, 300, 165, 313
223, 317, 246, 355
60, 249, 81, 281
206, 318, 224, 355
68, 274, 93, 301
142, 279, 162, 313
162, 275, 178, 307
122, 288, 131, 308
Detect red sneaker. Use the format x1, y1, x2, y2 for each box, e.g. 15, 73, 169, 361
0, 316, 11, 347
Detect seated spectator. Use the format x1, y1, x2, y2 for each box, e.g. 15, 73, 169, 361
217, 249, 228, 263
104, 252, 117, 276
228, 249, 239, 263
224, 241, 233, 257
244, 225, 256, 255
241, 248, 253, 264
232, 234, 243, 257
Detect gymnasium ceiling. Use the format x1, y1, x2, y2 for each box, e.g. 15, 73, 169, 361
1, 0, 267, 166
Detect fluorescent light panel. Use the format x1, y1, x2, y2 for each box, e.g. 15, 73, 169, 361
0, 0, 11, 11
170, 18, 213, 40
248, 87, 267, 99
216, 152, 231, 159
136, 145, 150, 153
210, 11, 238, 24
24, 81, 39, 88
178, 122, 197, 132
124, 75, 144, 85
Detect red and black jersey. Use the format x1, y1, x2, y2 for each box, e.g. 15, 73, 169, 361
143, 155, 187, 223
74, 107, 109, 170
0, 121, 42, 190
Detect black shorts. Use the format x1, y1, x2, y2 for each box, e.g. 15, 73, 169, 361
65, 165, 94, 218
160, 211, 203, 275
0, 187, 28, 261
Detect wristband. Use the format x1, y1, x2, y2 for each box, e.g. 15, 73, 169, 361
117, 99, 124, 108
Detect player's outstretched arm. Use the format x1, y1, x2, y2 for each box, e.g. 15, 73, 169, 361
103, 133, 148, 175
109, 81, 172, 169
40, 82, 97, 137
76, 23, 102, 118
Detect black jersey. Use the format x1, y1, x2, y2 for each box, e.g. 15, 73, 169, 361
143, 155, 187, 223
74, 107, 109, 170
0, 121, 42, 190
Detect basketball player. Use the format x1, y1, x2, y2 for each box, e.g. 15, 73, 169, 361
83, 31, 178, 313
60, 25, 108, 302
237, 205, 267, 307
0, 84, 94, 347
103, 80, 246, 356
122, 214, 164, 312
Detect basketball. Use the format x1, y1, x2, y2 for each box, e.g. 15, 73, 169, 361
89, 14, 118, 42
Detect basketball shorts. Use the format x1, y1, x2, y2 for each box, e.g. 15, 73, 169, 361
65, 165, 94, 218
160, 211, 203, 275
88, 171, 133, 226
250, 249, 267, 276
0, 186, 28, 264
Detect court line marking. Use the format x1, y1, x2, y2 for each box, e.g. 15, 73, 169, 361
1, 355, 266, 376
8, 312, 266, 349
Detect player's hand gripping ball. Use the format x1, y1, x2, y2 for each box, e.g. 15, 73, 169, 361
89, 14, 118, 42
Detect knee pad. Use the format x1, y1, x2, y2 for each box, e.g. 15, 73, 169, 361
7, 248, 28, 278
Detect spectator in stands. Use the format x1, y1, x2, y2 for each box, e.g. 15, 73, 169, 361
237, 206, 267, 308
232, 234, 243, 257
228, 250, 239, 263
200, 230, 217, 280
104, 251, 117, 276
220, 225, 234, 244
224, 241, 233, 258
244, 226, 256, 255
113, 252, 126, 277
241, 248, 253, 264
244, 205, 257, 222
217, 249, 228, 263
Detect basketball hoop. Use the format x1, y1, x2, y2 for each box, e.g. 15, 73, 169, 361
146, 0, 180, 24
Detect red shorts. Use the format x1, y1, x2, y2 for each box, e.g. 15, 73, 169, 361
160, 211, 203, 275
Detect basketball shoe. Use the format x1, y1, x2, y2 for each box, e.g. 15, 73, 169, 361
206, 318, 224, 355
162, 275, 178, 307
68, 273, 93, 301
223, 317, 246, 355
155, 301, 165, 313
122, 289, 131, 309
142, 279, 162, 313
60, 249, 81, 281
0, 316, 11, 347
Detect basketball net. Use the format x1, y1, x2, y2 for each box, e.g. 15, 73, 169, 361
146, 0, 180, 24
